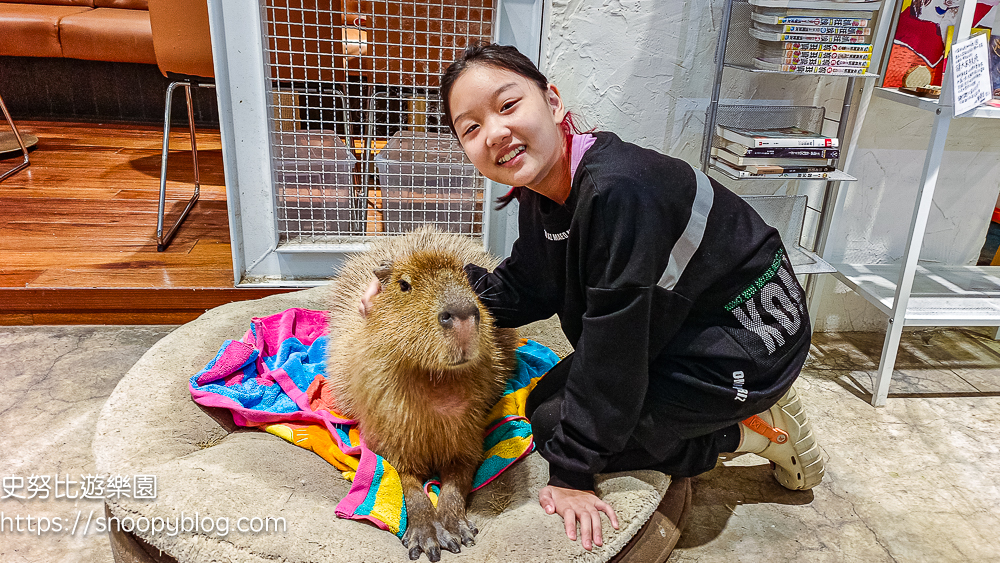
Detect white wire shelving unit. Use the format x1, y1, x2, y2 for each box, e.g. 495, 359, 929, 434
828, 0, 1000, 406
701, 0, 893, 277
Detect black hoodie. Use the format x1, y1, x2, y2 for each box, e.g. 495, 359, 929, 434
467, 132, 810, 490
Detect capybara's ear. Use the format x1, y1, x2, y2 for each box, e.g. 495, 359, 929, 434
374, 260, 393, 284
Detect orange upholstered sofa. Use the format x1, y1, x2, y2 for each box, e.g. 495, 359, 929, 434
0, 0, 155, 64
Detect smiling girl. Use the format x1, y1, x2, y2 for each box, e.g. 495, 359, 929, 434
367, 42, 826, 553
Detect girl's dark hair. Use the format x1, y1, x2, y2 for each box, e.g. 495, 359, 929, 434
441, 43, 585, 208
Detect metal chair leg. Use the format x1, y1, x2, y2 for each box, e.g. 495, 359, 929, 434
0, 93, 30, 183
156, 81, 203, 252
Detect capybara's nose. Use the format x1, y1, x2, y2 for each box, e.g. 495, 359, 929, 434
438, 304, 480, 329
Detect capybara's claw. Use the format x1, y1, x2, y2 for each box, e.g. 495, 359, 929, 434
453, 516, 476, 548
435, 524, 462, 554
443, 538, 461, 554
459, 524, 476, 547
402, 523, 442, 562
439, 511, 477, 549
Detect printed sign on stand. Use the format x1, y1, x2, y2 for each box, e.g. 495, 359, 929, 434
951, 34, 993, 116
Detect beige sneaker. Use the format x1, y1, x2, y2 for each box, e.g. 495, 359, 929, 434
741, 385, 825, 490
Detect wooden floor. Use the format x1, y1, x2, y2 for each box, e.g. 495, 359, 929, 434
0, 120, 294, 325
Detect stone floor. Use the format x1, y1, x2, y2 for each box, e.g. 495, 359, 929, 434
1, 324, 998, 562
673, 328, 1000, 563
0, 326, 175, 563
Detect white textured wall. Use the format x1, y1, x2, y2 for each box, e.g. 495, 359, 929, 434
543, 0, 718, 161
542, 0, 1000, 332
542, 0, 850, 164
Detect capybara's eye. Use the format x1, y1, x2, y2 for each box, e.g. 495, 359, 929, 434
398, 279, 411, 292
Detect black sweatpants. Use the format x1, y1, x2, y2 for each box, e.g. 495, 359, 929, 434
525, 332, 811, 479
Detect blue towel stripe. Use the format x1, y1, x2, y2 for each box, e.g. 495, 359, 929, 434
356, 457, 386, 516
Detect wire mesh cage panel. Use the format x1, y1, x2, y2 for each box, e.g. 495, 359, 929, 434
722, 0, 757, 69
374, 130, 483, 233
260, 0, 494, 244
272, 130, 358, 236
714, 104, 825, 135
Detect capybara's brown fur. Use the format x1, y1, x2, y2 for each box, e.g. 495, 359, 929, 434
326, 227, 518, 562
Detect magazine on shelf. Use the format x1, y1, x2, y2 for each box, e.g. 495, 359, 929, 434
754, 22, 871, 36
711, 158, 833, 179
749, 0, 881, 7
756, 56, 870, 68
751, 7, 874, 21
756, 41, 873, 69
745, 164, 834, 174
764, 64, 867, 74
757, 42, 874, 59
711, 147, 833, 167
715, 125, 839, 148
714, 142, 840, 159
782, 25, 870, 36
749, 27, 872, 43
750, 13, 871, 27
754, 59, 869, 74
776, 42, 873, 53
780, 51, 873, 63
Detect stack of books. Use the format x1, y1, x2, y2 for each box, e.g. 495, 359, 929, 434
711, 124, 840, 179
749, 3, 875, 75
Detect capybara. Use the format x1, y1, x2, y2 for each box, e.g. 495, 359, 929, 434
326, 227, 519, 562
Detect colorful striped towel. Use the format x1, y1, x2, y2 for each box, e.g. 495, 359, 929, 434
189, 308, 558, 537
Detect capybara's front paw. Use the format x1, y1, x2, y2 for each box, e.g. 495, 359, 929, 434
439, 511, 478, 549
401, 514, 476, 561
401, 519, 443, 562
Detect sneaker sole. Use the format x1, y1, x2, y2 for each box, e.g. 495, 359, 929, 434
765, 385, 825, 490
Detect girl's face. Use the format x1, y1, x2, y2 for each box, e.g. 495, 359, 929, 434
448, 64, 568, 199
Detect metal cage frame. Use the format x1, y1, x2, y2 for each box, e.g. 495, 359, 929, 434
206, 0, 546, 285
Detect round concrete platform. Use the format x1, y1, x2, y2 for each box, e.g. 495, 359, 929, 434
105, 478, 691, 563
94, 287, 689, 563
